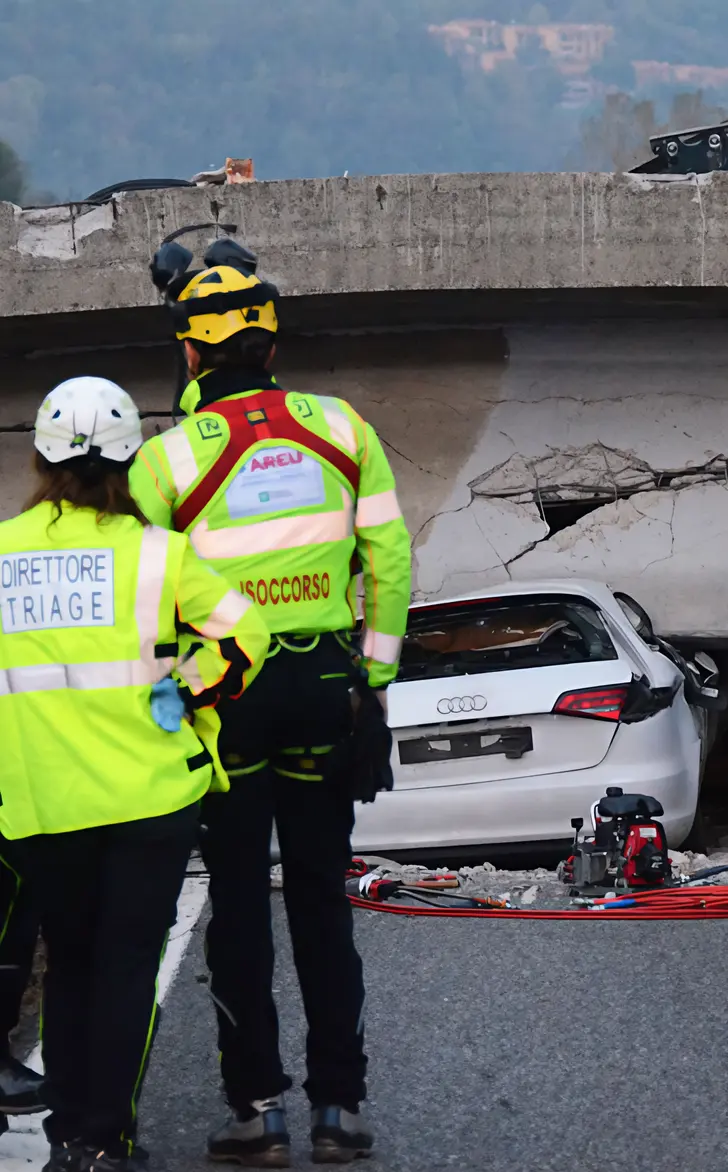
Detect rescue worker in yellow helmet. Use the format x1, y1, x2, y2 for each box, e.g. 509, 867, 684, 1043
0, 376, 270, 1172
130, 237, 412, 1166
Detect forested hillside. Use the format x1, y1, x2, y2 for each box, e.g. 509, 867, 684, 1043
0, 0, 725, 201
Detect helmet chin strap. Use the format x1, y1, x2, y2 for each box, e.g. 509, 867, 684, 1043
171, 342, 189, 424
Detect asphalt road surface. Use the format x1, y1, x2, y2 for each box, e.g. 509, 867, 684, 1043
135, 889, 728, 1172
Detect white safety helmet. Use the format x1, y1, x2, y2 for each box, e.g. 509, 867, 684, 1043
34, 376, 143, 465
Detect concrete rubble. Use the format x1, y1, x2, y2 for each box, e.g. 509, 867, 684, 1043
270, 849, 728, 910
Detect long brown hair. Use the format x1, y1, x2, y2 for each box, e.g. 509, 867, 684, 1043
24, 450, 149, 526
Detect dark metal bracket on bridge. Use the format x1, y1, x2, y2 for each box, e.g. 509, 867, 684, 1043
631, 121, 728, 175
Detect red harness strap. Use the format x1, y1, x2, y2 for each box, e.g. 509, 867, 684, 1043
173, 391, 361, 533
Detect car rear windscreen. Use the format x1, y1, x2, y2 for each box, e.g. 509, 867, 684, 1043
398, 594, 618, 682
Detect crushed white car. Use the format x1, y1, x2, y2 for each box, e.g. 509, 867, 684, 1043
352, 580, 722, 855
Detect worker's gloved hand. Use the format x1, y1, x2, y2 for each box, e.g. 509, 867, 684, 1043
326, 678, 394, 804
150, 677, 186, 732
350, 685, 389, 721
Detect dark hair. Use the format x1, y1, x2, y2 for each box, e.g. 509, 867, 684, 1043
24, 448, 149, 526
189, 327, 275, 372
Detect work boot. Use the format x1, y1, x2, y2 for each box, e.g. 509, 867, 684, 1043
42, 1140, 84, 1172
207, 1096, 290, 1168
0, 1054, 47, 1114
310, 1106, 373, 1164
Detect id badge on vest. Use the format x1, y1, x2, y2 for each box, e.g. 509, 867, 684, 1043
226, 445, 326, 519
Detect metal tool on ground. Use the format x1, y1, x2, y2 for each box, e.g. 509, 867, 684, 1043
560, 786, 672, 893
345, 862, 497, 909
347, 872, 402, 903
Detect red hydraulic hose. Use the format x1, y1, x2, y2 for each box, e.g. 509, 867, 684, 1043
348, 885, 728, 921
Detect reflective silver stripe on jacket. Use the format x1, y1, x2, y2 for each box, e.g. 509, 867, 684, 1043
196, 589, 254, 641
361, 629, 402, 665
136, 527, 173, 670
355, 489, 403, 529
190, 489, 354, 560
320, 400, 358, 456
160, 428, 200, 496
175, 656, 205, 695
0, 660, 162, 695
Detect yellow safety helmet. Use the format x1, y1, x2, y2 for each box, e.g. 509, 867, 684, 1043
172, 265, 279, 345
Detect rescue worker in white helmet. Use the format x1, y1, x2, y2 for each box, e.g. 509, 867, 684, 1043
0, 376, 270, 1172
130, 236, 412, 1165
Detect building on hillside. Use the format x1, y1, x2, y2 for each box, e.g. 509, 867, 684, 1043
429, 21, 614, 76
430, 22, 728, 109
633, 60, 728, 92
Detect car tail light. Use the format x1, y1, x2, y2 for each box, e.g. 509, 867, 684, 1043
553, 685, 629, 722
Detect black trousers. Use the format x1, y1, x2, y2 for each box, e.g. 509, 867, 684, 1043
3, 804, 198, 1154
0, 854, 38, 1054
200, 635, 367, 1113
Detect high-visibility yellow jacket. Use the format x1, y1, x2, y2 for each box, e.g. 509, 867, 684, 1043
129, 370, 411, 687
0, 502, 270, 839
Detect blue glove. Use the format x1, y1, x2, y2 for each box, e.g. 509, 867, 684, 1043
150, 677, 186, 733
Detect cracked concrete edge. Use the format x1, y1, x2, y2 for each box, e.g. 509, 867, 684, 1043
412, 493, 550, 597
510, 483, 728, 638
504, 487, 681, 565
2, 170, 728, 317
468, 443, 728, 502
412, 459, 713, 577
411, 477, 728, 638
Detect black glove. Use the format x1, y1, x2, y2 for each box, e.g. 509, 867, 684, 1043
323, 677, 394, 804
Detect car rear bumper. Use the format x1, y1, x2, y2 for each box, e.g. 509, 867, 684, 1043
351, 757, 699, 853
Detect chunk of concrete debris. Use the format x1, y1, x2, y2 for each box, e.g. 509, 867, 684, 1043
519, 885, 540, 906
669, 849, 710, 876
685, 849, 728, 885
459, 863, 497, 879
706, 850, 728, 867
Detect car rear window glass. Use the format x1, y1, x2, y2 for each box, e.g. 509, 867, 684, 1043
398, 594, 618, 681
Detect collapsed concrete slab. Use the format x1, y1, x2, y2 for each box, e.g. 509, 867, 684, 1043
2, 170, 728, 319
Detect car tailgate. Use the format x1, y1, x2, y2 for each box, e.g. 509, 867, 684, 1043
389, 660, 633, 726
390, 661, 633, 785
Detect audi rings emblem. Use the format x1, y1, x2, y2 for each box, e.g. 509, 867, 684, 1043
437, 695, 487, 714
